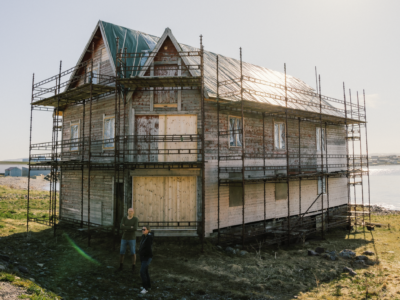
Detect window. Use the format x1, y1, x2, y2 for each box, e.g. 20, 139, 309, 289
229, 185, 243, 207
86, 65, 99, 84
229, 117, 243, 147
318, 176, 326, 194
316, 127, 326, 151
70, 123, 80, 151
275, 183, 287, 200
103, 116, 115, 149
274, 122, 285, 150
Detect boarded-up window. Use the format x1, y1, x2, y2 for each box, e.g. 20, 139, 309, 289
70, 123, 79, 151
316, 127, 326, 151
318, 176, 326, 194
274, 123, 285, 150
275, 183, 287, 200
229, 117, 243, 147
103, 116, 115, 149
229, 185, 243, 207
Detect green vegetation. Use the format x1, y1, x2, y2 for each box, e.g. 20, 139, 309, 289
0, 184, 399, 299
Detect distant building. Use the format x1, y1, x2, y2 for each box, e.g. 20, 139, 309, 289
5, 167, 22, 177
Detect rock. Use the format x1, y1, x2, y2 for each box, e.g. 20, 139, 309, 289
308, 250, 319, 256
387, 251, 395, 254
225, 247, 236, 255
363, 251, 375, 256
18, 266, 29, 274
356, 255, 369, 261
315, 247, 325, 254
339, 249, 356, 259
0, 265, 6, 271
91, 297, 99, 300
216, 246, 222, 250
343, 266, 357, 276
29, 278, 35, 282
235, 244, 243, 249
239, 250, 248, 256
355, 260, 365, 265
37, 263, 44, 267
0, 254, 10, 261
321, 253, 330, 259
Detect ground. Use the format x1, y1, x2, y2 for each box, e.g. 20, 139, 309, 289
0, 184, 400, 299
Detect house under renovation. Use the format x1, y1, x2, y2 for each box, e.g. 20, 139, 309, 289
27, 21, 371, 246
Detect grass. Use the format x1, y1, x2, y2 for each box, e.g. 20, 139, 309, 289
0, 184, 400, 299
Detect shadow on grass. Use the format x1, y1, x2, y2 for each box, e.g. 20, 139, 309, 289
0, 222, 380, 300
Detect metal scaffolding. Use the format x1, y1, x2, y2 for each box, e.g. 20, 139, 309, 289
27, 37, 205, 246
215, 49, 371, 246
26, 36, 371, 248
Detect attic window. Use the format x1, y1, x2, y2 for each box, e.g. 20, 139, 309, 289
103, 116, 115, 149
164, 46, 168, 50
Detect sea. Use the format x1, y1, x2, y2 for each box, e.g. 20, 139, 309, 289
353, 165, 400, 210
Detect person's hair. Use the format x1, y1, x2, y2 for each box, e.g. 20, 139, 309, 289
144, 225, 151, 232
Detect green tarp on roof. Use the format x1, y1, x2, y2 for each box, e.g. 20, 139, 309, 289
100, 21, 160, 77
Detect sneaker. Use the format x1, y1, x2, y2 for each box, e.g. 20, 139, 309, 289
140, 289, 148, 294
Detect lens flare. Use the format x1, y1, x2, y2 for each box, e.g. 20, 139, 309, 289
63, 233, 101, 265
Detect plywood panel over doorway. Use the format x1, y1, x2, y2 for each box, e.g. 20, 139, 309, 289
133, 176, 197, 228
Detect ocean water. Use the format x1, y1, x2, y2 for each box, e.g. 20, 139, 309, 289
353, 165, 400, 210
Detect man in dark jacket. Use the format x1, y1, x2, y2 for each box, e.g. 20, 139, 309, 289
117, 208, 139, 272
139, 225, 153, 294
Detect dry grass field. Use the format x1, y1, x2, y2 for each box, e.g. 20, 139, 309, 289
0, 184, 399, 299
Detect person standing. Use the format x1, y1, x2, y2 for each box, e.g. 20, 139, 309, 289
117, 208, 138, 272
139, 225, 153, 294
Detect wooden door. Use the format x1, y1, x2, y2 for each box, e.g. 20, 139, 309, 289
133, 176, 197, 227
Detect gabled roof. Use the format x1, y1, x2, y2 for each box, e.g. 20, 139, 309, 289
70, 20, 342, 117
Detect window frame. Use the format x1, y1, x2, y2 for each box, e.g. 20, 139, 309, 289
274, 121, 286, 150
70, 122, 80, 152
316, 127, 326, 152
317, 176, 327, 195
228, 115, 244, 148
102, 114, 115, 150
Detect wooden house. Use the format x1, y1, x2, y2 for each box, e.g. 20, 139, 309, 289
28, 21, 370, 243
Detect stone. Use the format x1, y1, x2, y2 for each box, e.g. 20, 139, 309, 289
387, 251, 395, 254
315, 247, 325, 254
0, 265, 6, 271
91, 297, 99, 300
235, 244, 243, 249
239, 250, 248, 256
343, 266, 357, 276
356, 255, 369, 261
225, 247, 236, 255
18, 265, 29, 274
0, 254, 10, 261
29, 278, 35, 282
321, 253, 330, 259
363, 251, 375, 256
308, 250, 319, 256
339, 249, 356, 259
355, 260, 365, 265
37, 263, 44, 267
216, 246, 222, 250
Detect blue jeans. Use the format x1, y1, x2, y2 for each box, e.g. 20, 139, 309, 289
120, 239, 136, 255
140, 258, 152, 289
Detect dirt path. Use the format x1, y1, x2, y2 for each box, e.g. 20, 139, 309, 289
0, 177, 49, 191
0, 282, 26, 299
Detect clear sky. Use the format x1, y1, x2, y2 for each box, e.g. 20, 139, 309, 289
0, 0, 398, 160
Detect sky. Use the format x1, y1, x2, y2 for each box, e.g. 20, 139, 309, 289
0, 0, 398, 161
